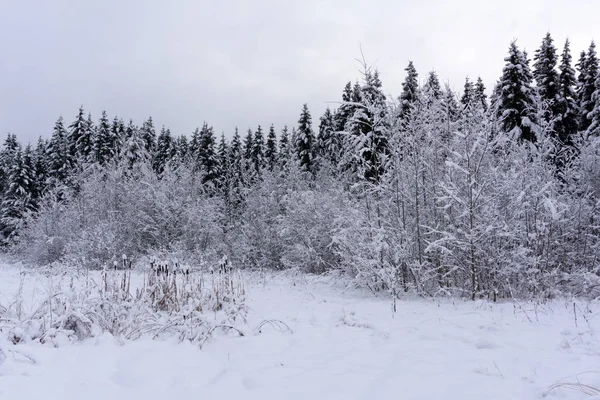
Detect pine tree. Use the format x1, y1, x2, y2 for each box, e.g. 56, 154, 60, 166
424, 71, 442, 101
110, 117, 125, 160
533, 33, 560, 125
578, 42, 599, 132
218, 132, 229, 173
47, 116, 70, 183
197, 123, 219, 186
76, 113, 95, 162
0, 134, 20, 194
67, 106, 86, 162
252, 125, 265, 174
400, 61, 419, 118
460, 77, 475, 108
229, 128, 244, 183
334, 81, 356, 134
1, 148, 35, 241
121, 124, 148, 169
317, 107, 337, 164
556, 39, 579, 143
153, 126, 175, 174
140, 117, 156, 154
496, 41, 538, 142
296, 104, 314, 173
243, 129, 253, 163
279, 126, 291, 169
474, 77, 488, 112
32, 137, 48, 200
94, 111, 113, 165
175, 135, 189, 164
265, 124, 278, 171
443, 85, 460, 122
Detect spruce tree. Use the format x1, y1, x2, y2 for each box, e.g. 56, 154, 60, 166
460, 77, 475, 108
75, 113, 95, 162
279, 126, 290, 169
153, 126, 175, 175
1, 148, 35, 241
175, 135, 189, 164
474, 77, 488, 112
578, 42, 599, 131
121, 125, 148, 169
400, 61, 419, 118
67, 106, 86, 162
32, 137, 48, 200
140, 117, 156, 154
496, 41, 538, 142
252, 125, 265, 174
218, 132, 229, 173
317, 107, 336, 164
94, 111, 113, 165
556, 39, 579, 143
243, 129, 253, 164
296, 104, 314, 173
265, 124, 278, 171
533, 33, 560, 125
334, 81, 356, 134
47, 117, 70, 183
424, 71, 442, 101
197, 123, 219, 186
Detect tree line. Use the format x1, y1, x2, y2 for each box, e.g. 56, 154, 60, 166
4, 33, 600, 299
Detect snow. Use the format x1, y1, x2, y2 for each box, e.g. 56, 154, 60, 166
1, 265, 600, 400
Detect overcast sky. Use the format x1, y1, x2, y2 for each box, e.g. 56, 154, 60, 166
1, 0, 598, 144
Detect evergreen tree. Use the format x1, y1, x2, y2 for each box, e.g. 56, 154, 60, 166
474, 77, 488, 112
334, 81, 355, 132
121, 125, 148, 169
94, 111, 113, 165
175, 135, 189, 164
110, 117, 125, 159
32, 137, 48, 200
265, 124, 278, 171
252, 125, 265, 174
218, 132, 229, 173
1, 148, 35, 241
197, 123, 219, 186
47, 117, 70, 183
67, 106, 86, 162
75, 113, 95, 162
296, 104, 314, 173
229, 127, 244, 184
533, 33, 560, 124
424, 71, 442, 101
317, 107, 337, 164
578, 42, 599, 132
279, 126, 291, 169
443, 85, 460, 122
0, 134, 20, 194
400, 61, 419, 118
153, 126, 175, 174
243, 129, 254, 163
460, 77, 475, 108
496, 41, 538, 142
348, 69, 389, 182
556, 39, 579, 143
140, 117, 156, 154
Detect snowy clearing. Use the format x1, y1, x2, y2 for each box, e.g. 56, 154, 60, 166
1, 265, 600, 400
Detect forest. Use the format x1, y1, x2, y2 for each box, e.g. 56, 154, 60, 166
2, 33, 600, 300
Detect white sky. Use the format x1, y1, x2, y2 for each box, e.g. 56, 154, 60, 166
1, 0, 598, 143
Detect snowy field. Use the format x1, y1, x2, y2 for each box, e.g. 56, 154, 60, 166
1, 264, 600, 400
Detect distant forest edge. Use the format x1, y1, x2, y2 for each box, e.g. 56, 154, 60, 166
2, 33, 600, 300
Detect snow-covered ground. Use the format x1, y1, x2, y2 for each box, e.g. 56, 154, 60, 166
1, 265, 599, 400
